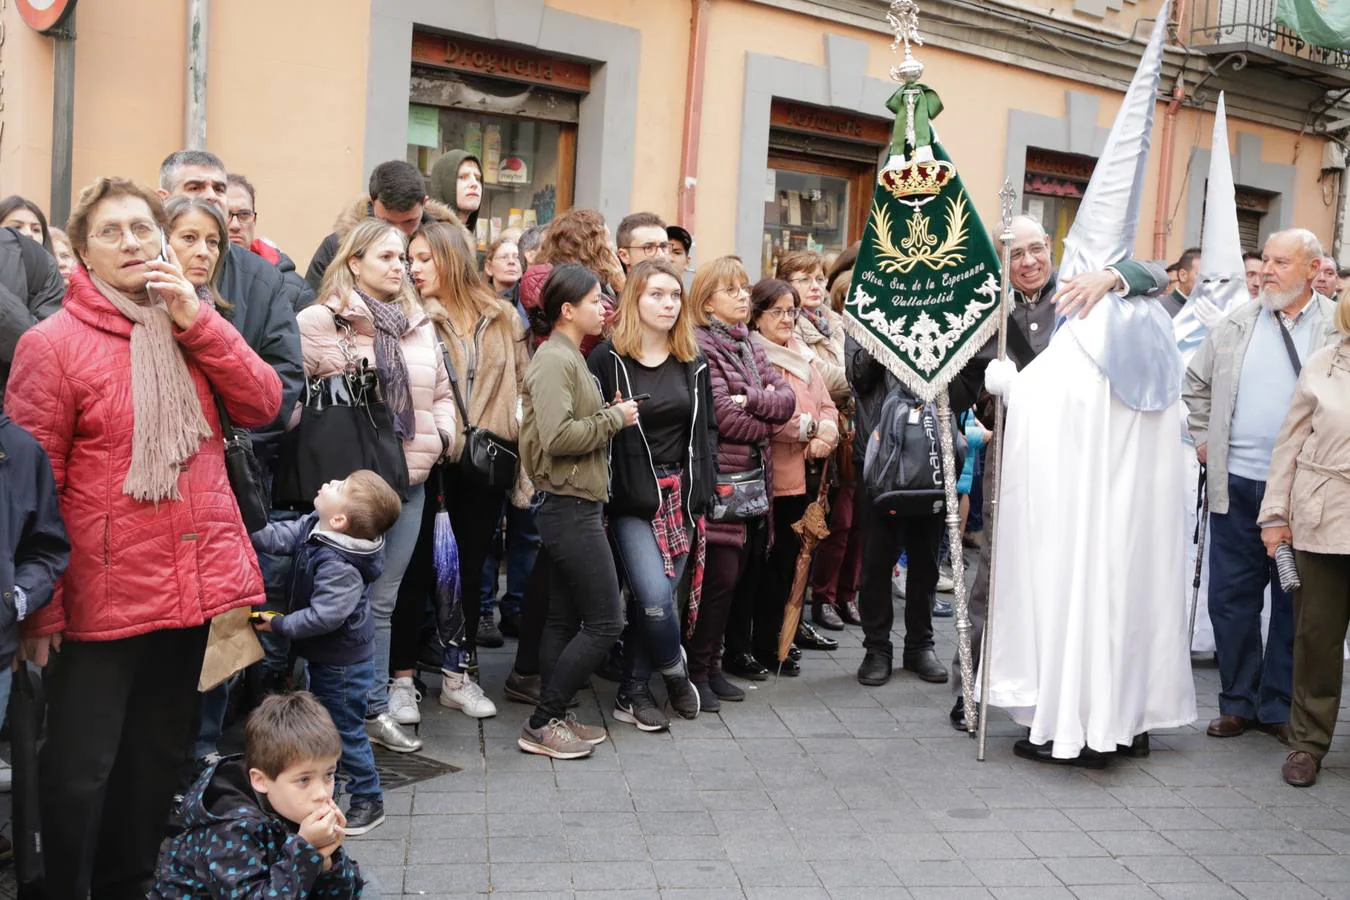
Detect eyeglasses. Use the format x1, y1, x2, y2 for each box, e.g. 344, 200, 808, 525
626, 242, 672, 255
229, 210, 256, 224
789, 275, 827, 287
88, 221, 160, 246
763, 307, 799, 320
717, 285, 750, 297
1010, 243, 1049, 263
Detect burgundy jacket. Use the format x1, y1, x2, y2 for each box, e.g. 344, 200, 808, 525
695, 324, 796, 548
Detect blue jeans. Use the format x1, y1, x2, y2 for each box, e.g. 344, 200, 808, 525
1208, 473, 1294, 724
308, 658, 381, 801
193, 679, 233, 759
367, 488, 427, 715
612, 515, 689, 695
258, 508, 304, 686
480, 501, 540, 616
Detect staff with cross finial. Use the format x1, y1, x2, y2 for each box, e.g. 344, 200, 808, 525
975, 178, 1020, 760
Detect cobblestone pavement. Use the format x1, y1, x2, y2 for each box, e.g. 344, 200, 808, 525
350, 608, 1350, 900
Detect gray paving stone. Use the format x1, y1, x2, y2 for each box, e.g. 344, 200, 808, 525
1119, 855, 1223, 884
570, 861, 658, 892
1046, 857, 1142, 885
811, 858, 904, 888
650, 859, 741, 889
965, 859, 1062, 887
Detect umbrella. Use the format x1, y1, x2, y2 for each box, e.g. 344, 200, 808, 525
11, 664, 45, 897
776, 459, 833, 664
431, 468, 464, 666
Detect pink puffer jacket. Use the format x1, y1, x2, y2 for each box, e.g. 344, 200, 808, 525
296, 291, 456, 486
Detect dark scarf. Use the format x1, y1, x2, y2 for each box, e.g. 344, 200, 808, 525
801, 305, 832, 340
707, 319, 762, 388
357, 288, 415, 441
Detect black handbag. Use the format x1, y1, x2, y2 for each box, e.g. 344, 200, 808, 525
437, 337, 519, 490
215, 396, 270, 533
710, 444, 770, 523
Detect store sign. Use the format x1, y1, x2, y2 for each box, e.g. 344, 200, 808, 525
18, 0, 76, 33
412, 33, 591, 92
770, 100, 889, 146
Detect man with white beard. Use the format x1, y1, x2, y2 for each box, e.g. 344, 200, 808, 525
1184, 228, 1341, 742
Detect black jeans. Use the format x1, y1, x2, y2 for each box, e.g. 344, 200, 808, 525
689, 518, 768, 680
755, 495, 810, 660
856, 490, 942, 658
533, 494, 625, 721
512, 545, 552, 676
41, 625, 210, 900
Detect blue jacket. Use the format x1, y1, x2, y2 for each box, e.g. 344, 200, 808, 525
0, 414, 68, 668
152, 756, 362, 899
250, 514, 383, 666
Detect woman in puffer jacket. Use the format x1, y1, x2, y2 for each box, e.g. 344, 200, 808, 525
751, 278, 841, 674
684, 256, 796, 710
297, 218, 456, 754
4, 177, 282, 899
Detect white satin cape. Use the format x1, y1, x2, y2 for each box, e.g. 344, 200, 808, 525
979, 330, 1197, 757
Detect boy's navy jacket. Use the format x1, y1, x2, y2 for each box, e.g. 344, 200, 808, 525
151, 755, 362, 899
0, 414, 68, 668
250, 514, 383, 666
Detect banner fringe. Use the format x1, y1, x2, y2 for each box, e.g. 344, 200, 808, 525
843, 311, 1001, 404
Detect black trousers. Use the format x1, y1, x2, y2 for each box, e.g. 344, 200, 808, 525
707, 519, 770, 667
512, 545, 551, 677
752, 495, 810, 660
856, 491, 942, 658
533, 494, 625, 721
41, 625, 210, 900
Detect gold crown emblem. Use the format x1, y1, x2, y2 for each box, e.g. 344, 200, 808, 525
880, 159, 955, 199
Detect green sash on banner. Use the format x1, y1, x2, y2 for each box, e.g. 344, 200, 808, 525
1276, 0, 1350, 52
844, 84, 1002, 400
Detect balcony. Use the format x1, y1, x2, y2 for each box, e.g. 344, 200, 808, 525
1189, 0, 1350, 89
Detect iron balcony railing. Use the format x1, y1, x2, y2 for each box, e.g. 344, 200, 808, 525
1190, 0, 1350, 70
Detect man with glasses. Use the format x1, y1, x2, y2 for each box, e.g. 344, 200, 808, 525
616, 212, 671, 273
226, 173, 315, 312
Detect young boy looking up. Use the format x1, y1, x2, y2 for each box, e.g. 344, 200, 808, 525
250, 469, 402, 834
151, 692, 363, 898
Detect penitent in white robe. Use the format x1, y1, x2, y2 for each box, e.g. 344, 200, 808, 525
980, 330, 1197, 758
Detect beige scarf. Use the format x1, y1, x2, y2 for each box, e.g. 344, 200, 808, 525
752, 331, 815, 384
93, 274, 213, 502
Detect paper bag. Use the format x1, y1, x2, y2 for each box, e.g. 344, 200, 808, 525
199, 607, 265, 691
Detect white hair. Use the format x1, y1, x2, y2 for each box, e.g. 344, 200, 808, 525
1008, 215, 1048, 239
1265, 228, 1323, 264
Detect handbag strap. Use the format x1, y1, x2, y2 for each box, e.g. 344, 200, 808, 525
1275, 314, 1303, 377
436, 336, 472, 427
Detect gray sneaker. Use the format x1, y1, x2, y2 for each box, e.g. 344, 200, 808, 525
365, 712, 423, 753
563, 712, 609, 745
518, 719, 593, 759
614, 689, 670, 732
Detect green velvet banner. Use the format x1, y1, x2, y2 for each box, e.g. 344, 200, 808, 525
1276, 0, 1350, 52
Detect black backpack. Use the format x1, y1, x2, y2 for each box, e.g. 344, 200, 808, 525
862, 392, 965, 517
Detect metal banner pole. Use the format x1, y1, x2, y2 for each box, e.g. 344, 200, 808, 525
939, 387, 974, 738
976, 179, 1018, 761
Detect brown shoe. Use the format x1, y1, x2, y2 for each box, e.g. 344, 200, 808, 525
1282, 750, 1319, 787
1206, 714, 1252, 737
1259, 722, 1292, 744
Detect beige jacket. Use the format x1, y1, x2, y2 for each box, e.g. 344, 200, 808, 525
296, 290, 456, 486
795, 307, 849, 404
755, 333, 840, 497
1258, 340, 1350, 555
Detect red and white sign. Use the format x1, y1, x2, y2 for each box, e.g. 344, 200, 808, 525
18, 0, 76, 33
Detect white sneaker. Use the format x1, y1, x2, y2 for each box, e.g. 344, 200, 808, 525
936, 570, 955, 593
365, 712, 423, 753
439, 670, 498, 718
891, 563, 907, 598
388, 676, 422, 725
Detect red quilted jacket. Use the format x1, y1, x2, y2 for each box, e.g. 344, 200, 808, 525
3, 268, 283, 641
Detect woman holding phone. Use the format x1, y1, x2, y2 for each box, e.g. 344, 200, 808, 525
589, 259, 712, 731
517, 263, 639, 759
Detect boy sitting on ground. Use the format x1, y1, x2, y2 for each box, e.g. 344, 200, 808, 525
152, 692, 363, 897
251, 470, 401, 833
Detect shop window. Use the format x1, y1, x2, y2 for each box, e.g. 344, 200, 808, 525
1023, 149, 1095, 260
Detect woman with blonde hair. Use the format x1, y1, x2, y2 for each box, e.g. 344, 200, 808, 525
1261, 288, 1350, 788
296, 218, 456, 768
396, 220, 529, 721
588, 258, 711, 730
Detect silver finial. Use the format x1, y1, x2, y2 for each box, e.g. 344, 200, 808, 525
888, 0, 925, 84
998, 178, 1018, 243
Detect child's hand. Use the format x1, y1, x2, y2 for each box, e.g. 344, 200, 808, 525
299, 804, 340, 849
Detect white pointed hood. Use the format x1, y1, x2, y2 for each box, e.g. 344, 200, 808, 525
1059, 2, 1183, 412
1174, 92, 1246, 359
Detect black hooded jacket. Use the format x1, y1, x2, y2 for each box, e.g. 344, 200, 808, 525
587, 340, 717, 521
151, 756, 363, 899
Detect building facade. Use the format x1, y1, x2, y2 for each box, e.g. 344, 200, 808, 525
4, 0, 1347, 276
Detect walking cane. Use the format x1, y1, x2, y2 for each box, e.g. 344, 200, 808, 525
975, 179, 1019, 761
1188, 464, 1208, 648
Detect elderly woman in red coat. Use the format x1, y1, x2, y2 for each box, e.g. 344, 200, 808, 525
3, 177, 281, 899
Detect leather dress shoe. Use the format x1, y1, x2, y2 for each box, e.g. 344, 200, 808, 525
812, 602, 845, 631
724, 652, 770, 681
950, 696, 978, 732
932, 597, 954, 618
1013, 738, 1109, 769
1260, 722, 1292, 744
796, 620, 839, 651
857, 651, 892, 686
1206, 714, 1254, 738
761, 654, 800, 677
1283, 750, 1319, 787
1117, 732, 1150, 757
902, 649, 949, 683
787, 644, 802, 662
838, 600, 862, 626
